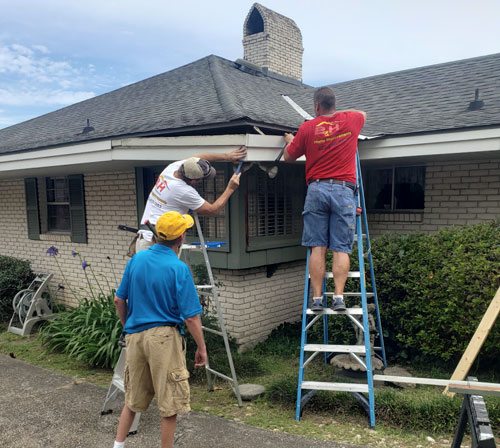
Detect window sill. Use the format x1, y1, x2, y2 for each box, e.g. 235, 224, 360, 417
40, 233, 72, 243
368, 212, 423, 223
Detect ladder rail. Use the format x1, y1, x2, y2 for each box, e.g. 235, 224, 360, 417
192, 213, 242, 407
295, 249, 311, 420
356, 155, 387, 367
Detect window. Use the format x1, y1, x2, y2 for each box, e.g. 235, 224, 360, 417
46, 177, 71, 232
189, 165, 227, 240
24, 175, 87, 242
247, 164, 305, 248
364, 166, 425, 211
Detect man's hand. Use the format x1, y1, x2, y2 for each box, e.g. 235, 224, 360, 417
194, 347, 207, 368
284, 133, 295, 145
226, 146, 247, 162
228, 173, 241, 191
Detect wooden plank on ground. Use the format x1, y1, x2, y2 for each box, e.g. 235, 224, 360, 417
444, 286, 500, 397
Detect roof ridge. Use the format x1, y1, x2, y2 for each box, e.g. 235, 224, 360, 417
329, 52, 500, 88
207, 55, 243, 121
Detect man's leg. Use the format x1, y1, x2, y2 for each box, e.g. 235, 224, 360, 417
115, 405, 136, 444
332, 251, 350, 296
161, 415, 177, 448
309, 246, 327, 298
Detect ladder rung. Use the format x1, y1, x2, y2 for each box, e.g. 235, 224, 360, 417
181, 244, 203, 251
206, 367, 234, 383
304, 344, 366, 354
196, 285, 214, 289
306, 308, 363, 315
354, 234, 367, 238
202, 326, 223, 337
324, 271, 360, 278
324, 292, 374, 297
301, 381, 369, 393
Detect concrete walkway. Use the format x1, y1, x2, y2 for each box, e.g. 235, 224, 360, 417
0, 354, 362, 448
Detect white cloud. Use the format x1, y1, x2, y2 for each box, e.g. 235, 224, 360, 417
0, 87, 95, 106
0, 44, 78, 83
32, 44, 50, 54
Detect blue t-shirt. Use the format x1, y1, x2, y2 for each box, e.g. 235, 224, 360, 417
116, 244, 202, 334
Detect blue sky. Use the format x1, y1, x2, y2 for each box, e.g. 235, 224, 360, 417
1, 0, 500, 129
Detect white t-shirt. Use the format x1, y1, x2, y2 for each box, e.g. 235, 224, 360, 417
139, 160, 205, 241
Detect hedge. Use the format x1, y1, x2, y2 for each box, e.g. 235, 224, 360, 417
0, 255, 35, 322
323, 220, 500, 367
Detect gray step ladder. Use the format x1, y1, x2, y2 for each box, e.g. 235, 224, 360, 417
101, 213, 242, 435
295, 152, 386, 427
180, 213, 242, 406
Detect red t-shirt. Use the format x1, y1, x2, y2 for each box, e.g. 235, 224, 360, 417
286, 111, 365, 184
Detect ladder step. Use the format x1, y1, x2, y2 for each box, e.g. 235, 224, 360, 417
206, 367, 234, 383
196, 285, 214, 290
304, 344, 366, 354
306, 308, 363, 315
325, 271, 360, 278
301, 381, 369, 393
354, 234, 367, 238
324, 292, 374, 297
202, 326, 223, 337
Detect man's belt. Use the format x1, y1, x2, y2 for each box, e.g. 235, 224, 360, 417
308, 178, 356, 191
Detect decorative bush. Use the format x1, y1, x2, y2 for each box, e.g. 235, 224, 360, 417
322, 220, 500, 367
40, 246, 122, 368
40, 294, 122, 368
0, 255, 35, 322
372, 220, 500, 366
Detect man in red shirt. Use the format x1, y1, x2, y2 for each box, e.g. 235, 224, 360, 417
284, 87, 366, 312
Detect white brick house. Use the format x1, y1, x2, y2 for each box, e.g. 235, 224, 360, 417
0, 3, 499, 348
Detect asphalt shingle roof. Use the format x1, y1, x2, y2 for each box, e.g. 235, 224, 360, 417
0, 52, 499, 155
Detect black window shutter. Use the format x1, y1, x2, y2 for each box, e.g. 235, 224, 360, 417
135, 167, 155, 227
68, 174, 87, 243
24, 178, 40, 240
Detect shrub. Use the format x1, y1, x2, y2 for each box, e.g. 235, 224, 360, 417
40, 294, 122, 368
0, 255, 35, 322
40, 246, 122, 368
372, 221, 500, 366
319, 220, 500, 367
267, 373, 500, 433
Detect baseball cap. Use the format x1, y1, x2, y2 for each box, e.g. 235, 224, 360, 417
182, 157, 216, 180
155, 211, 194, 240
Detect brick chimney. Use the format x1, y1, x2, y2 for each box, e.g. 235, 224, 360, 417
242, 3, 303, 82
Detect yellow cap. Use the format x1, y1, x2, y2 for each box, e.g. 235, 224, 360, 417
155, 212, 194, 240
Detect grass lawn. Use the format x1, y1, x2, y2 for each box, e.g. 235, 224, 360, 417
1, 324, 488, 448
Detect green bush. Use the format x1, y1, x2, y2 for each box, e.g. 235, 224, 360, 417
372, 221, 500, 366
320, 220, 500, 367
267, 373, 500, 433
0, 255, 35, 322
40, 294, 122, 369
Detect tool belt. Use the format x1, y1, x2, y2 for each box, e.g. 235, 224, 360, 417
308, 178, 357, 192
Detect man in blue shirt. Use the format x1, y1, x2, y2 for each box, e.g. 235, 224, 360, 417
113, 211, 206, 448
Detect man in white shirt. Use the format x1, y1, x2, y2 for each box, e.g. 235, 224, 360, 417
136, 147, 245, 251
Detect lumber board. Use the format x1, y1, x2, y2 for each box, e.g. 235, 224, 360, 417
444, 286, 500, 397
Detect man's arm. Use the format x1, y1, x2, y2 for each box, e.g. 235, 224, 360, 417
114, 296, 128, 326
194, 173, 241, 216
194, 146, 247, 162
283, 133, 297, 163
184, 314, 207, 367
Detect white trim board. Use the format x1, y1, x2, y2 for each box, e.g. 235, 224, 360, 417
0, 128, 499, 178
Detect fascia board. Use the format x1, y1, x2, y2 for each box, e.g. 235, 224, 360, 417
359, 127, 500, 161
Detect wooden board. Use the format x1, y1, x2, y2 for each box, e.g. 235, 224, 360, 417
444, 286, 500, 397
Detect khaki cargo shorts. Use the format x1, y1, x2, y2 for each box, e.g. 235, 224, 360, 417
124, 326, 190, 417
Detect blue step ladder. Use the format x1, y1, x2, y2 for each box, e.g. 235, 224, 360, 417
295, 152, 387, 427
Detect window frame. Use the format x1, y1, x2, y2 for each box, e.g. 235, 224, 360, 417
246, 163, 306, 251
363, 164, 426, 213
45, 176, 71, 233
